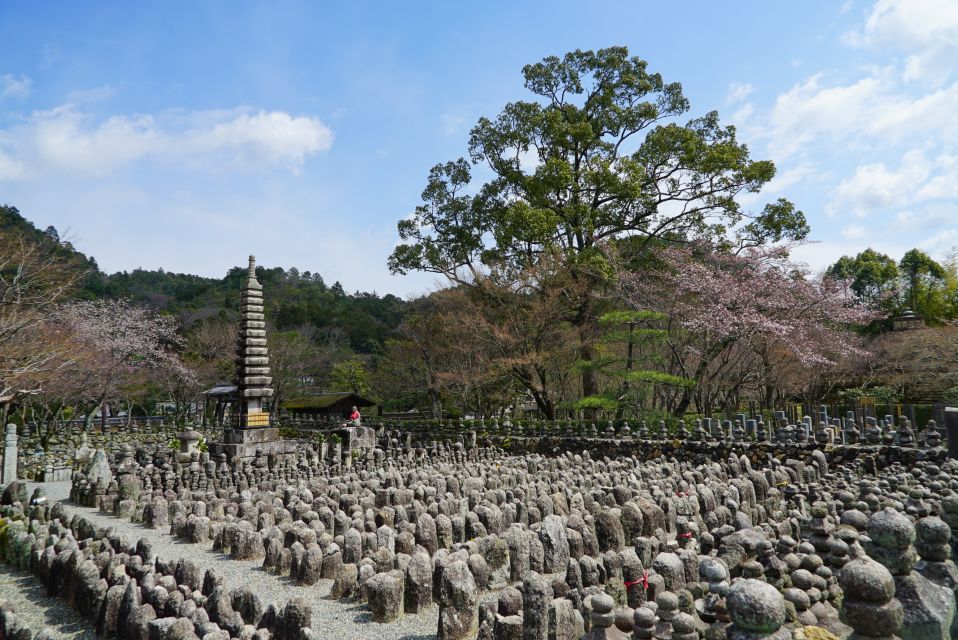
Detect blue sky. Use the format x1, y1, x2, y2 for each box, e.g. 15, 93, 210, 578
1, 1, 956, 296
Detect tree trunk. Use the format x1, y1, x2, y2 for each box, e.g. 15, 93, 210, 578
579, 336, 598, 418
674, 386, 693, 416
429, 389, 442, 420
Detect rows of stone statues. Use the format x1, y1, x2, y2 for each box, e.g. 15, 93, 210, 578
0, 426, 946, 639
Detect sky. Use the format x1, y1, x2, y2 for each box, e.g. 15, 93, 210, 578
1, 0, 956, 297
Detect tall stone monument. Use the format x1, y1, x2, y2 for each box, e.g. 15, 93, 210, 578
210, 256, 296, 460
2, 424, 18, 484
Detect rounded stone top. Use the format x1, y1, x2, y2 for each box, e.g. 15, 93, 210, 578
801, 553, 824, 572
591, 593, 614, 614
672, 612, 696, 634
839, 557, 895, 604
828, 538, 849, 556
742, 560, 764, 578
699, 557, 729, 583
836, 490, 855, 504
656, 590, 678, 611
633, 607, 656, 628
791, 569, 814, 591
614, 606, 634, 632
840, 509, 869, 531
777, 535, 797, 550
867, 507, 915, 549
783, 587, 810, 611
497, 586, 522, 616
942, 495, 958, 514
916, 516, 950, 544
727, 578, 786, 632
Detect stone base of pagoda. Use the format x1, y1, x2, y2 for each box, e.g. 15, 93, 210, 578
209, 427, 298, 460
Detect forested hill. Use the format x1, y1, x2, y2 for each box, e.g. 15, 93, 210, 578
2, 205, 406, 354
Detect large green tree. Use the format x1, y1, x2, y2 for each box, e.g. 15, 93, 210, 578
389, 47, 807, 403
899, 249, 946, 317
827, 248, 900, 312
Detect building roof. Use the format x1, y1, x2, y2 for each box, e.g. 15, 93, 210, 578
283, 392, 377, 411
202, 384, 237, 397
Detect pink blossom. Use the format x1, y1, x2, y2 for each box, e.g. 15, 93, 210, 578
620, 243, 877, 368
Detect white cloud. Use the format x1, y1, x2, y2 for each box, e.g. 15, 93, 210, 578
762, 71, 958, 159
0, 150, 26, 181
918, 228, 958, 253
0, 105, 334, 180
189, 110, 333, 165
842, 224, 867, 239
726, 82, 754, 103
737, 163, 816, 208
764, 73, 880, 159
792, 240, 911, 273
765, 164, 815, 194
1, 74, 31, 99
828, 149, 931, 216
828, 149, 958, 217
896, 205, 958, 231
844, 0, 958, 84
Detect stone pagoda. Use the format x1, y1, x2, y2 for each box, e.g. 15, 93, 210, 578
236, 255, 272, 429
210, 255, 296, 460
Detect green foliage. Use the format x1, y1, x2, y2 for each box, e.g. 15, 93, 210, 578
828, 246, 958, 325
3, 204, 405, 356
197, 437, 208, 453
599, 310, 664, 325
329, 358, 372, 396
899, 248, 947, 320
622, 370, 696, 387
0, 205, 102, 299
577, 308, 693, 416
827, 248, 900, 312
739, 198, 810, 246
389, 46, 803, 281
576, 395, 619, 411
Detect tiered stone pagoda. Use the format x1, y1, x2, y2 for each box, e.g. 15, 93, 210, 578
236, 255, 272, 428
210, 255, 296, 460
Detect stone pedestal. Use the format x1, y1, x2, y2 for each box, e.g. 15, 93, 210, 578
209, 427, 299, 460
339, 426, 376, 452
893, 573, 954, 640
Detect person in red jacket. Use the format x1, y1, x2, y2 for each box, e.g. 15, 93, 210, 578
346, 405, 361, 426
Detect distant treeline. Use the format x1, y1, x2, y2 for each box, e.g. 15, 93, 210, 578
1, 204, 406, 354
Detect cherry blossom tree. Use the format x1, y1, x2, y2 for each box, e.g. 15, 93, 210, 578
0, 228, 85, 413
619, 243, 877, 414
57, 299, 186, 428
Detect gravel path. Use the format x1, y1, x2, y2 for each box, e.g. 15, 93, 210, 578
24, 482, 438, 640
0, 566, 97, 639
